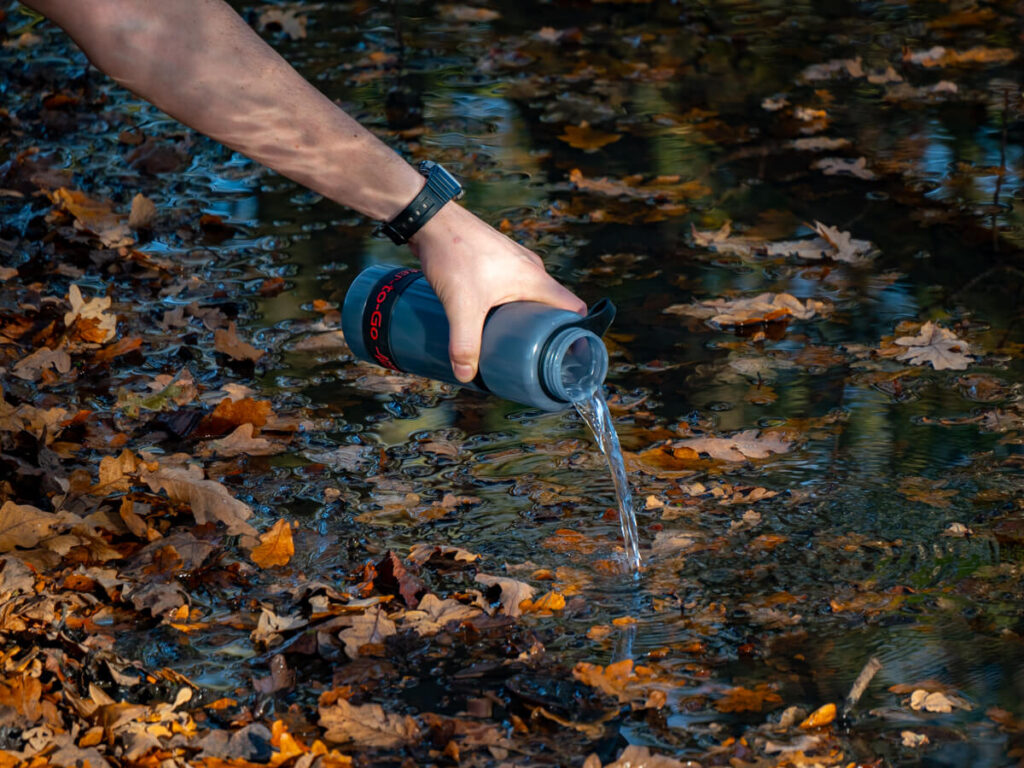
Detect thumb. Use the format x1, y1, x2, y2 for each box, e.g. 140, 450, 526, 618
446, 301, 486, 383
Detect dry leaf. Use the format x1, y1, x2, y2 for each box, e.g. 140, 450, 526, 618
207, 423, 285, 457
65, 284, 118, 344
891, 322, 973, 370
128, 193, 156, 229
140, 464, 258, 542
251, 519, 294, 568
715, 683, 784, 713
12, 346, 71, 381
559, 122, 622, 151
401, 594, 482, 636
49, 187, 133, 247
902, 731, 930, 747
214, 322, 264, 362
474, 573, 535, 617
799, 702, 836, 728
665, 292, 828, 327
673, 430, 791, 462
338, 607, 397, 658
0, 502, 60, 552
319, 696, 420, 748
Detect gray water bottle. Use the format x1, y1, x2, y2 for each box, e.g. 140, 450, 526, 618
341, 264, 615, 411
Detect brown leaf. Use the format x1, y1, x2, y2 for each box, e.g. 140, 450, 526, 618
520, 591, 566, 614
573, 659, 639, 703
673, 430, 791, 462
128, 193, 156, 229
0, 502, 60, 553
665, 292, 828, 327
214, 322, 264, 362
251, 519, 294, 568
49, 187, 133, 247
139, 464, 258, 542
474, 573, 535, 617
715, 683, 784, 713
374, 551, 426, 607
890, 321, 973, 370
407, 543, 480, 566
401, 594, 483, 636
559, 122, 622, 151
606, 746, 689, 768
65, 285, 117, 344
338, 607, 397, 658
201, 397, 273, 437
318, 695, 420, 748
207, 423, 285, 457
11, 345, 71, 381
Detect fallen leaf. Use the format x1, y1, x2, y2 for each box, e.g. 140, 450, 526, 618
0, 502, 60, 553
401, 593, 482, 636
605, 746, 689, 768
251, 519, 294, 568
573, 659, 639, 702
49, 187, 133, 247
715, 683, 784, 713
475, 573, 535, 617
799, 702, 836, 728
891, 321, 973, 370
214, 322, 264, 362
812, 156, 876, 179
905, 46, 1017, 68
12, 345, 71, 381
319, 696, 419, 748
128, 193, 156, 229
207, 423, 285, 457
337, 607, 397, 658
65, 284, 118, 344
559, 122, 622, 151
140, 464, 258, 542
202, 396, 273, 436
673, 430, 791, 462
902, 731, 930, 747
520, 591, 566, 613
407, 543, 480, 566
665, 292, 828, 327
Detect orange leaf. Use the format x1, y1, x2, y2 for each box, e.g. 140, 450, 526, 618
558, 122, 622, 151
715, 683, 783, 713
251, 519, 294, 568
92, 336, 143, 364
521, 591, 566, 613
800, 702, 837, 728
201, 397, 273, 437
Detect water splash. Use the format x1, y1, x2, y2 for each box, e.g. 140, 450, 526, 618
574, 388, 643, 573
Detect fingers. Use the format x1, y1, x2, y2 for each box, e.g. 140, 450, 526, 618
446, 299, 486, 382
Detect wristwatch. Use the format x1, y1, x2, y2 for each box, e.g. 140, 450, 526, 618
378, 161, 464, 245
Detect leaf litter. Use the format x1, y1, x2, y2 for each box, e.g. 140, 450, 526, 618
3, 2, 1024, 767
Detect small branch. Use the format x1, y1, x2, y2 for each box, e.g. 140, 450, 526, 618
843, 656, 882, 717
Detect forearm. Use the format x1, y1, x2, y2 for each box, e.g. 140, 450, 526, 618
24, 0, 423, 221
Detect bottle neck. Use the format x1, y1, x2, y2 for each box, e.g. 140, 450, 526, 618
541, 327, 609, 404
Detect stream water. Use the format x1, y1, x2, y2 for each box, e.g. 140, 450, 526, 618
575, 389, 643, 573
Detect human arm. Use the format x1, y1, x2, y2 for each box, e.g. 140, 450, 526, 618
22, 0, 586, 381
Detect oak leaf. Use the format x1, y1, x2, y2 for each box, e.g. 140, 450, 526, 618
49, 187, 133, 247
128, 193, 156, 229
338, 607, 397, 658
214, 322, 264, 362
401, 593, 482, 636
12, 346, 71, 381
251, 519, 294, 568
665, 292, 827, 327
474, 573, 535, 617
0, 502, 60, 552
207, 423, 285, 457
318, 696, 420, 748
65, 284, 117, 344
139, 464, 258, 542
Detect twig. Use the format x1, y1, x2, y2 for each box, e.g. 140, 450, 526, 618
843, 656, 882, 716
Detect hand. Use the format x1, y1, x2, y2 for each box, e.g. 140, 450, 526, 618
409, 203, 587, 382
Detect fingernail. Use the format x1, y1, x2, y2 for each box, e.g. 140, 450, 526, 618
454, 364, 474, 382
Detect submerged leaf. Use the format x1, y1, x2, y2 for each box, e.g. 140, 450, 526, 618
251, 519, 294, 568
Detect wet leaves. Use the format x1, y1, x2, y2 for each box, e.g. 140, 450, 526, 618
887, 322, 974, 370
250, 519, 294, 568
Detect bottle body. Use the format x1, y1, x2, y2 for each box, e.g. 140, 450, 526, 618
341, 264, 612, 411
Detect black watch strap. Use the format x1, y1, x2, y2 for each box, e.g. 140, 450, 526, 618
379, 162, 463, 245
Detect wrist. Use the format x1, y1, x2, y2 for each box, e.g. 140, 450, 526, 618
378, 161, 464, 245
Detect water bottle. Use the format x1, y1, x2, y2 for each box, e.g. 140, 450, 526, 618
341, 264, 615, 411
